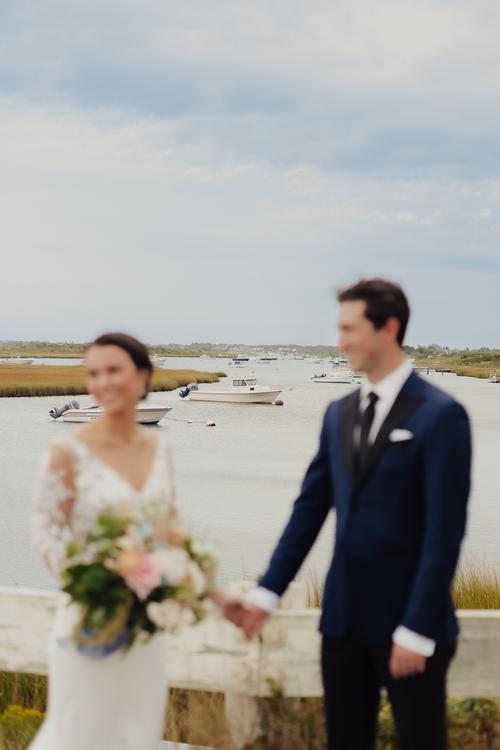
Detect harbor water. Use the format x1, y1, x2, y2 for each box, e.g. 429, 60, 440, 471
0, 358, 499, 590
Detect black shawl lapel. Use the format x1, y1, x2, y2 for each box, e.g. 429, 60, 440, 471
340, 389, 361, 483
356, 381, 423, 489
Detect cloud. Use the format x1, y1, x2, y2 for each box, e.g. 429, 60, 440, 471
1, 1, 500, 177
0, 100, 498, 346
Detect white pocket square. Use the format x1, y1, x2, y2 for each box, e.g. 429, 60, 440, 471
389, 429, 414, 442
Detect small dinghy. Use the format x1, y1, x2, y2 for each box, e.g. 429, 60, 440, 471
49, 401, 172, 424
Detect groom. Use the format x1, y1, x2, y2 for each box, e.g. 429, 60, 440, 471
232, 279, 471, 750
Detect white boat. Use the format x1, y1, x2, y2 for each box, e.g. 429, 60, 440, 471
180, 375, 282, 404
489, 374, 500, 383
49, 401, 172, 424
0, 357, 35, 365
312, 370, 362, 385
151, 355, 166, 366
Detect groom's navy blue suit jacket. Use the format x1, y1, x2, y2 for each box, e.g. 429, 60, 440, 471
259, 372, 472, 647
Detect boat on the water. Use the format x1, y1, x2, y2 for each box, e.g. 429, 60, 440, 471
49, 401, 172, 424
179, 374, 282, 404
312, 370, 362, 385
489, 374, 500, 383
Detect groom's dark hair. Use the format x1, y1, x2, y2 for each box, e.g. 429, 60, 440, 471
337, 278, 410, 346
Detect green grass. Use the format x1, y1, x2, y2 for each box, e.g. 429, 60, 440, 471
412, 347, 500, 379
0, 365, 223, 398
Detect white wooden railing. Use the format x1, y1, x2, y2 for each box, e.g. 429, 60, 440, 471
1, 582, 500, 748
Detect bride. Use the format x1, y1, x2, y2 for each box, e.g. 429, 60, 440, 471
30, 332, 234, 750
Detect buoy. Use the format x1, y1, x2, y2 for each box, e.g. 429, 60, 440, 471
273, 399, 284, 406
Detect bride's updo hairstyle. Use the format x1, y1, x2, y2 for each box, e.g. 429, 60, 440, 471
86, 332, 153, 400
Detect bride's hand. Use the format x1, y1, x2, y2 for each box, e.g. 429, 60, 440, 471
209, 590, 248, 627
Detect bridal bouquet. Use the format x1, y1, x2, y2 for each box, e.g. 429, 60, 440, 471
61, 501, 217, 657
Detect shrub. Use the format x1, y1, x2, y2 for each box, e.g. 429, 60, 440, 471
0, 705, 44, 750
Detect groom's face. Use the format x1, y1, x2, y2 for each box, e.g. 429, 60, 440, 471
338, 300, 387, 373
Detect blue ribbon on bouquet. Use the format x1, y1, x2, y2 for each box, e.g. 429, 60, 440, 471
56, 628, 130, 659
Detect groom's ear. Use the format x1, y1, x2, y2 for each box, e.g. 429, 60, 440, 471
381, 316, 401, 345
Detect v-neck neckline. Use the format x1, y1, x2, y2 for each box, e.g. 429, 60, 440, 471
71, 432, 161, 495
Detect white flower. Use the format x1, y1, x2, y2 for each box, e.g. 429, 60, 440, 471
119, 532, 140, 551
152, 548, 189, 586
179, 607, 197, 626
188, 561, 207, 596
191, 540, 218, 558
146, 600, 181, 632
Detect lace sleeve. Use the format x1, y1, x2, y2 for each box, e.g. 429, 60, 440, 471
33, 441, 75, 576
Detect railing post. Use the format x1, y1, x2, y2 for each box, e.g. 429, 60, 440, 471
222, 581, 309, 748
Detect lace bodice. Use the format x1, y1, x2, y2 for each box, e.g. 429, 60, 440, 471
33, 431, 177, 576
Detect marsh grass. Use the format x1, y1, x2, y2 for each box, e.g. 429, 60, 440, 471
303, 561, 500, 611
166, 689, 231, 748
453, 563, 500, 609
0, 365, 221, 398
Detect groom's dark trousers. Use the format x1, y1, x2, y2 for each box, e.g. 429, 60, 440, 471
258, 372, 471, 750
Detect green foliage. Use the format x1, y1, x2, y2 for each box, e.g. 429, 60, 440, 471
410, 346, 500, 379
0, 674, 46, 716
0, 705, 44, 749
376, 700, 396, 749
247, 679, 326, 750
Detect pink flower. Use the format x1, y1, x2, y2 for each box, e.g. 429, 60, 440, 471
115, 549, 142, 577
125, 554, 162, 601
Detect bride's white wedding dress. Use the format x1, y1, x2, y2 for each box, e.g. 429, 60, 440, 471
30, 431, 176, 750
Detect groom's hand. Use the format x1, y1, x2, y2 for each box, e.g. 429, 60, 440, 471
240, 604, 270, 640
389, 643, 427, 679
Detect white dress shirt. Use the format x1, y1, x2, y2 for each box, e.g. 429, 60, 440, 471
247, 357, 436, 657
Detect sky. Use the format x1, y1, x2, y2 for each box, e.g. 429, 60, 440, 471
1, 1, 499, 347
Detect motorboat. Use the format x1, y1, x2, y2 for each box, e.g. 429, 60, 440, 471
179, 374, 282, 404
312, 370, 362, 385
151, 355, 166, 366
49, 401, 172, 424
488, 374, 500, 383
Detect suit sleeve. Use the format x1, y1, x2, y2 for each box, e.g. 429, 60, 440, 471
400, 401, 472, 639
258, 406, 333, 597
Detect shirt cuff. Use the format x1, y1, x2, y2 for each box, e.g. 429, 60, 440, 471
246, 586, 280, 613
393, 625, 436, 657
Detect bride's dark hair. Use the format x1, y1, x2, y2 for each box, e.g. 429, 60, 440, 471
86, 332, 153, 400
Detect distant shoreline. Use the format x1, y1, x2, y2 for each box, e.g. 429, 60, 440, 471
1, 342, 498, 380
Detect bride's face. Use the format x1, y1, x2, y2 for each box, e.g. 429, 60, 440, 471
85, 344, 148, 414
